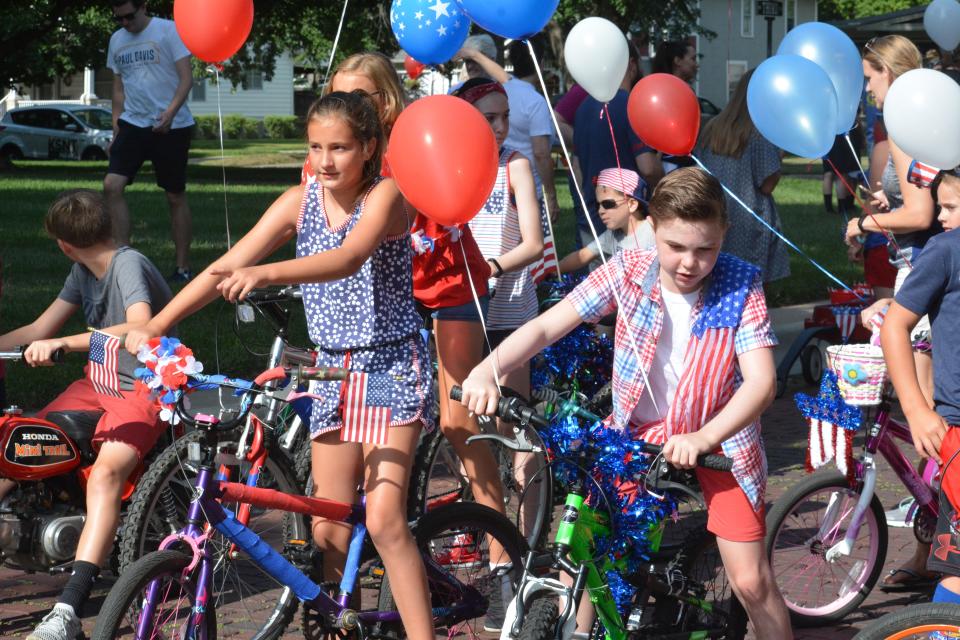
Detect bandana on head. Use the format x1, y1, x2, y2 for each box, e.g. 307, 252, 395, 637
594, 167, 647, 203
457, 81, 507, 105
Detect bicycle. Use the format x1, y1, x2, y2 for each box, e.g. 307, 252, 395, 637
765, 381, 940, 626
449, 385, 748, 640
93, 363, 527, 640
852, 603, 960, 639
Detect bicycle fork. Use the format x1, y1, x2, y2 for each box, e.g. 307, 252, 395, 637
824, 455, 877, 562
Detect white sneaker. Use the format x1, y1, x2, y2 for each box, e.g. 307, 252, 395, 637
885, 497, 916, 528
25, 604, 82, 640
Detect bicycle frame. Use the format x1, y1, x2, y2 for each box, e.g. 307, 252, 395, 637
141, 428, 488, 638
825, 393, 939, 562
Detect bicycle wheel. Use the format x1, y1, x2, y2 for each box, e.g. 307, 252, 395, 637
118, 429, 309, 640
766, 470, 887, 626
853, 603, 960, 639
378, 502, 527, 636
92, 550, 217, 640
409, 422, 552, 549
517, 592, 560, 640
653, 475, 707, 558
678, 532, 749, 640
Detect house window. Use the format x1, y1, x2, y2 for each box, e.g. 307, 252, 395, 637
727, 60, 749, 101
741, 0, 755, 38
245, 69, 264, 90
785, 0, 798, 33
191, 78, 206, 102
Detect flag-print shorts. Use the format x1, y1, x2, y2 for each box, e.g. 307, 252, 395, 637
35, 373, 162, 462
307, 335, 436, 443
929, 426, 960, 577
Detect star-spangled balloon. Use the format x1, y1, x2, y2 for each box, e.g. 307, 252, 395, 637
391, 0, 471, 65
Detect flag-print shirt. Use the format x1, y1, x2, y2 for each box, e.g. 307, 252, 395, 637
567, 249, 778, 510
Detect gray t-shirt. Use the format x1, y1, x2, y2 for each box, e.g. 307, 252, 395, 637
586, 222, 655, 262
58, 246, 173, 387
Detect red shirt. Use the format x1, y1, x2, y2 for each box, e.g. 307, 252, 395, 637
300, 158, 490, 308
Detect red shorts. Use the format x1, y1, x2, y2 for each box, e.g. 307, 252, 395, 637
929, 425, 960, 576
36, 375, 162, 462
695, 466, 766, 542
864, 245, 897, 289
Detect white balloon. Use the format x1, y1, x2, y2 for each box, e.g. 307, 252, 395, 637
884, 68, 960, 169
564, 17, 628, 103
924, 0, 960, 52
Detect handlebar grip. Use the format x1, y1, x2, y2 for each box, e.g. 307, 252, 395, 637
641, 443, 733, 472
450, 385, 550, 429
450, 386, 463, 402
297, 365, 351, 382
50, 348, 65, 364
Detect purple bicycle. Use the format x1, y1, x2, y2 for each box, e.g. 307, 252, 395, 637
90, 364, 525, 639
765, 382, 940, 626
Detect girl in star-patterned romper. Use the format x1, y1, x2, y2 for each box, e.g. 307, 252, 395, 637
125, 90, 436, 639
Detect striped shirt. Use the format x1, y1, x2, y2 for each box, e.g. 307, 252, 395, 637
568, 250, 777, 510
469, 147, 539, 330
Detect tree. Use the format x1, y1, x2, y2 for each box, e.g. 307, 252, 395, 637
818, 0, 917, 22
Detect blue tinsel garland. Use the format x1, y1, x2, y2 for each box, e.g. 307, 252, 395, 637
540, 416, 677, 611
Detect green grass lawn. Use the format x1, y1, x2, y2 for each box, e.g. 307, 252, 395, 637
0, 150, 859, 407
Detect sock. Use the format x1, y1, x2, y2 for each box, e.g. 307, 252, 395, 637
58, 560, 100, 614
823, 194, 834, 212
934, 583, 960, 604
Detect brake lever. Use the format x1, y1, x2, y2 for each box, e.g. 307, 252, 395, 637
466, 425, 542, 453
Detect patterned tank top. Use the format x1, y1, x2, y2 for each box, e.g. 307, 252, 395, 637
468, 147, 539, 330
295, 178, 421, 351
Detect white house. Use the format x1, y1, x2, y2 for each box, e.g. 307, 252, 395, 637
3, 53, 295, 120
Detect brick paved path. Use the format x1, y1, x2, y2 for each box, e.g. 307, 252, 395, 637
0, 377, 935, 639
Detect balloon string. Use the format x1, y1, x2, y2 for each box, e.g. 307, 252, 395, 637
214, 67, 232, 249
601, 102, 644, 250
321, 0, 350, 91
825, 157, 913, 270
844, 133, 871, 188
526, 39, 658, 416
690, 154, 863, 299
457, 239, 502, 392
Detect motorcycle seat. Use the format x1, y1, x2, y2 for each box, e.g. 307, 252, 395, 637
46, 411, 104, 447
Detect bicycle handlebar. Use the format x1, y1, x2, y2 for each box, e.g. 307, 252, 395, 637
450, 384, 733, 472
244, 286, 302, 305
0, 346, 65, 363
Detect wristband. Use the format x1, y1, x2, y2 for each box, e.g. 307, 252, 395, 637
488, 258, 504, 278
857, 215, 868, 234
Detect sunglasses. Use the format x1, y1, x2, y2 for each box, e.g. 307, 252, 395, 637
598, 198, 626, 210
113, 8, 139, 22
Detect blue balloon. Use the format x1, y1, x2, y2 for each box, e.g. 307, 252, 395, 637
777, 22, 862, 134
391, 0, 471, 65
747, 54, 839, 159
456, 0, 559, 39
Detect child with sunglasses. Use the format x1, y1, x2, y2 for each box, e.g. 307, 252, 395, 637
557, 167, 654, 274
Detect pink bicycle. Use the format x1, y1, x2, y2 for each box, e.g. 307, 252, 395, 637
765, 382, 940, 626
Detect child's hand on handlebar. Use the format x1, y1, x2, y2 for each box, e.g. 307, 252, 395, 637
125, 325, 159, 355
211, 266, 268, 303
459, 366, 501, 416
24, 339, 65, 366
662, 432, 714, 469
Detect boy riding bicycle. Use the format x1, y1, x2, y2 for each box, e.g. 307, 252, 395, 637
0, 189, 172, 640
460, 167, 792, 637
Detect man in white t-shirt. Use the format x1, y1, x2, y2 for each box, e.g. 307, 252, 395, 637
105, 0, 195, 282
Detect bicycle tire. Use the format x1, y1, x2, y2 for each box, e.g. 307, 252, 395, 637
377, 502, 527, 636
679, 531, 749, 640
408, 423, 552, 549
118, 429, 309, 640
852, 603, 960, 639
517, 592, 560, 640
92, 550, 217, 640
766, 470, 888, 626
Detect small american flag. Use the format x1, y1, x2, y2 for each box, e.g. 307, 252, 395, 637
530, 226, 559, 284
341, 372, 391, 445
832, 306, 859, 343
907, 159, 940, 188
88, 330, 123, 398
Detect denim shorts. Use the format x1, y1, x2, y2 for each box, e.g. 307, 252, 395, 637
430, 295, 489, 322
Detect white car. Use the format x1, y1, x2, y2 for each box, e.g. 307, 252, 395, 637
0, 105, 113, 161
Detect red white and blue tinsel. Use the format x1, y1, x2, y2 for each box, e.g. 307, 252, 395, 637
532, 276, 613, 401
795, 370, 862, 483
540, 415, 677, 612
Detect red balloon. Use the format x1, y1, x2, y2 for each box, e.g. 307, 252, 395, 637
404, 55, 426, 80
174, 0, 254, 64
627, 74, 701, 156
387, 95, 498, 227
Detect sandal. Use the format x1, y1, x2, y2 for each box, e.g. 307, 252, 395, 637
877, 568, 940, 593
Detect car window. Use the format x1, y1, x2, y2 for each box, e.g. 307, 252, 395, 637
10, 110, 40, 127
50, 110, 79, 131
72, 109, 111, 130
28, 109, 63, 130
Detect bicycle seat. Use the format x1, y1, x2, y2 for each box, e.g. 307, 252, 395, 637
46, 411, 103, 451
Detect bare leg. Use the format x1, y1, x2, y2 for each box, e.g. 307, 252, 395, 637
716, 537, 792, 639
104, 173, 132, 247
74, 441, 140, 564
363, 423, 434, 640
435, 318, 509, 562
310, 433, 362, 583
499, 362, 541, 538
165, 190, 192, 271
